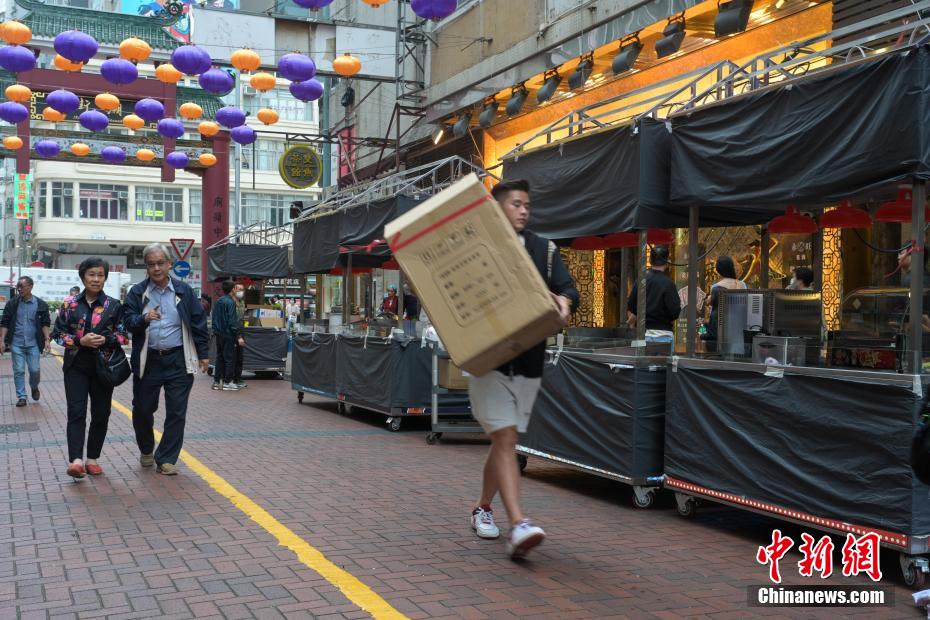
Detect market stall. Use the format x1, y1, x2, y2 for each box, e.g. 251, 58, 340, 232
663, 43, 930, 584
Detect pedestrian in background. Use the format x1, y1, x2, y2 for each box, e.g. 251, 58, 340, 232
0, 276, 51, 407
468, 179, 578, 559
124, 243, 209, 476
211, 280, 243, 391
53, 258, 127, 479
233, 283, 247, 389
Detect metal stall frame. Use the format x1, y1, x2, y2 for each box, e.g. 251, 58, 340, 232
426, 341, 482, 444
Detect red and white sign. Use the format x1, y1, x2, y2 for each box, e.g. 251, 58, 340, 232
170, 238, 195, 261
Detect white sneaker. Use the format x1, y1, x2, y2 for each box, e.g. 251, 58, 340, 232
471, 507, 500, 539
506, 519, 546, 559
222, 382, 240, 391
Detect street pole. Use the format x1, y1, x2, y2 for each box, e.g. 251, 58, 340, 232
233, 71, 242, 234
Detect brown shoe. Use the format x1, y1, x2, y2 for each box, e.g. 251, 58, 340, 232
85, 463, 103, 476
139, 453, 155, 468
156, 463, 178, 476
66, 463, 85, 478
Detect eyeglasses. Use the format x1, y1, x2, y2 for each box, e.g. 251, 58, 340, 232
146, 260, 169, 269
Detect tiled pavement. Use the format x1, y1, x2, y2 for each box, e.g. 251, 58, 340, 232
0, 355, 921, 619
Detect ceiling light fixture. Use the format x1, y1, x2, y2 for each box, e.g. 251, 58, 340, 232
612, 34, 642, 74
715, 0, 754, 37
536, 69, 562, 104
655, 15, 686, 59
506, 83, 528, 117
567, 53, 594, 90
479, 98, 498, 129
452, 111, 472, 138
433, 126, 444, 145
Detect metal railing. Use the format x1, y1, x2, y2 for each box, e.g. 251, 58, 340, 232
505, 0, 930, 157
207, 221, 293, 249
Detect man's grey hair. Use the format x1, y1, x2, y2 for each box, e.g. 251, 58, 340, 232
142, 243, 170, 263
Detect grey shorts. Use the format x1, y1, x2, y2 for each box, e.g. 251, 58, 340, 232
468, 370, 542, 434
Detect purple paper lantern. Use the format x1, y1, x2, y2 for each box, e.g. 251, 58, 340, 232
0, 101, 29, 124
411, 0, 457, 21
166, 151, 189, 169
79, 110, 109, 132
293, 0, 333, 8
289, 79, 324, 102
35, 140, 60, 158
277, 53, 316, 82
134, 98, 165, 122
170, 45, 212, 76
215, 106, 246, 129
54, 30, 99, 63
157, 118, 185, 139
100, 58, 138, 85
198, 68, 234, 94
231, 125, 257, 145
0, 45, 36, 73
46, 89, 80, 115
101, 146, 126, 163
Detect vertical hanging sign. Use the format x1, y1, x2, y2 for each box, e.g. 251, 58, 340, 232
14, 173, 30, 220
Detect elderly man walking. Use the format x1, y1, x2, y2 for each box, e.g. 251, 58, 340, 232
123, 244, 209, 475
0, 276, 51, 406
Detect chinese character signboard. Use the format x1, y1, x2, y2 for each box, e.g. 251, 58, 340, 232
14, 173, 30, 220
279, 145, 323, 189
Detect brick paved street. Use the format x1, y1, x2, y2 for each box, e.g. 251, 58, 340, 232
0, 356, 921, 619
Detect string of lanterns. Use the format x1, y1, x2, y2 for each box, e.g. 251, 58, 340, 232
0, 21, 346, 168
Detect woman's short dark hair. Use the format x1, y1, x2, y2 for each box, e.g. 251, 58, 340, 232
793, 266, 814, 287
222, 280, 235, 294
491, 179, 530, 202
715, 256, 737, 279
78, 257, 110, 282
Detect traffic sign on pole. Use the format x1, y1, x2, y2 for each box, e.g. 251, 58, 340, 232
170, 238, 195, 261
172, 260, 191, 278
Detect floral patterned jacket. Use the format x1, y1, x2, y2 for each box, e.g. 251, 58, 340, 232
51, 291, 128, 371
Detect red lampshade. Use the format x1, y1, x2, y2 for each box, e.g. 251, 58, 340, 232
575, 229, 673, 250
603, 232, 638, 248
329, 267, 373, 276
820, 199, 871, 229
874, 188, 930, 223
381, 259, 400, 270
768, 205, 817, 235
647, 229, 673, 245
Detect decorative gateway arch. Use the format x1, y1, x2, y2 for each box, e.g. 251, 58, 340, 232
4, 67, 230, 295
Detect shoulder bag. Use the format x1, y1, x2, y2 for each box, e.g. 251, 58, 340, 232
91, 302, 131, 388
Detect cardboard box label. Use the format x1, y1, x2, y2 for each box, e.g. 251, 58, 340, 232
437, 243, 513, 326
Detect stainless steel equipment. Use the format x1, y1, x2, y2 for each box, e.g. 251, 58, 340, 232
752, 335, 806, 366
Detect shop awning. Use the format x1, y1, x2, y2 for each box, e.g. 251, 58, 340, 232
293, 196, 422, 274
669, 46, 930, 208
206, 244, 291, 282
502, 118, 770, 237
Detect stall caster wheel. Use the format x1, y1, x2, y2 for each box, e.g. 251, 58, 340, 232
297, 391, 304, 403
387, 417, 402, 432
516, 454, 528, 473
900, 553, 929, 589
632, 486, 656, 509
675, 492, 698, 518
426, 432, 442, 444
336, 402, 346, 415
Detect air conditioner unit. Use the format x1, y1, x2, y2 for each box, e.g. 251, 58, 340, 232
243, 86, 257, 96
118, 191, 128, 199
63, 188, 73, 196
132, 247, 144, 262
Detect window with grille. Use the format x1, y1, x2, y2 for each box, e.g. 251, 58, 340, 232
240, 193, 305, 227
189, 189, 201, 224
51, 182, 73, 218
242, 88, 313, 122
79, 184, 126, 220
135, 186, 183, 223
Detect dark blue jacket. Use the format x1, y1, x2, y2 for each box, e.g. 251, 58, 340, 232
123, 276, 209, 376
211, 295, 240, 339
1, 295, 51, 349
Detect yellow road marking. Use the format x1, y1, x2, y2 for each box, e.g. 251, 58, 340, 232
51, 355, 406, 619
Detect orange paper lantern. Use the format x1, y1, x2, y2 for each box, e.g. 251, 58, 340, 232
155, 63, 183, 84
54, 54, 83, 72
4, 84, 31, 102
135, 148, 156, 162
256, 108, 279, 125
94, 93, 120, 112
119, 37, 151, 63
249, 72, 276, 92
333, 53, 362, 77
199, 153, 217, 167
1, 21, 31, 45
198, 121, 219, 137
231, 48, 261, 72
42, 108, 65, 122
361, 0, 389, 6
179, 102, 203, 120
123, 114, 145, 130
70, 143, 90, 156
3, 136, 23, 150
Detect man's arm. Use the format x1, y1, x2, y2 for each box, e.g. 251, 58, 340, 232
122, 286, 148, 334
188, 290, 210, 360
548, 249, 580, 313
666, 281, 683, 320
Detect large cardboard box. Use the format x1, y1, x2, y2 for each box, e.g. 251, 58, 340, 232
385, 174, 561, 376
438, 358, 469, 390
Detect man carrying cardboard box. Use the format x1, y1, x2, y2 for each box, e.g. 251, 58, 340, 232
468, 179, 579, 559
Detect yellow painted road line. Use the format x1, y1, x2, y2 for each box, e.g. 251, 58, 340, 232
51, 355, 406, 619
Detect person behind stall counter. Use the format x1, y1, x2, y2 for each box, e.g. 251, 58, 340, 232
467, 178, 579, 560
701, 256, 746, 352
788, 267, 814, 291
626, 246, 681, 344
